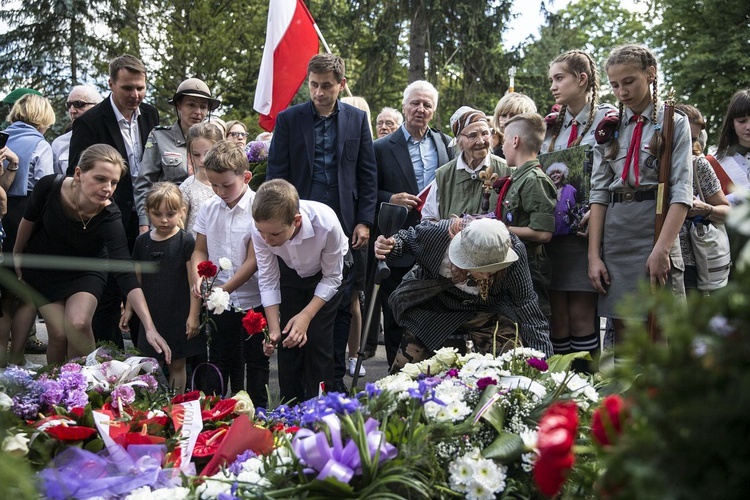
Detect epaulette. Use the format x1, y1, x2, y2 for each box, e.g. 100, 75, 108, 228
595, 109, 620, 144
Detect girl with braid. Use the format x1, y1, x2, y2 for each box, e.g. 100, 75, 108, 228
542, 50, 615, 368
588, 45, 692, 344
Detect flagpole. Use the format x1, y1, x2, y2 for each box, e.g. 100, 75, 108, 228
312, 22, 352, 97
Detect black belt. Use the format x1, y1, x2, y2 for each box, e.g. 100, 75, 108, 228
611, 190, 656, 203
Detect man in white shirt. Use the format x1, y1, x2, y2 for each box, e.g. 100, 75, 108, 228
252, 179, 349, 402
51, 85, 102, 175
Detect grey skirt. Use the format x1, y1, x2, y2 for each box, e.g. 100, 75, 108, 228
598, 199, 684, 320
547, 234, 595, 292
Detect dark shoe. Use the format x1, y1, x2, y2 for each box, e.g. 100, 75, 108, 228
331, 380, 348, 394
360, 350, 375, 360
24, 337, 47, 355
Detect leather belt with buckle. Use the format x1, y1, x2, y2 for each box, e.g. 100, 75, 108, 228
611, 190, 656, 203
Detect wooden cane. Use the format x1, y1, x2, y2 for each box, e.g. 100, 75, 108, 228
647, 89, 676, 342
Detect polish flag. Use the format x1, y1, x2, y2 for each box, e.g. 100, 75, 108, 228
254, 0, 319, 132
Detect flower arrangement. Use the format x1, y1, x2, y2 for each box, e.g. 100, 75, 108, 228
246, 140, 269, 191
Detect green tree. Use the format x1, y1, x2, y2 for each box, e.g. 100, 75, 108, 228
652, 0, 750, 142
515, 0, 649, 115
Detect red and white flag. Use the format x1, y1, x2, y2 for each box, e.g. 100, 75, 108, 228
254, 0, 319, 132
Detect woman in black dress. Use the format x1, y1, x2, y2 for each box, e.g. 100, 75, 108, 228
13, 144, 171, 364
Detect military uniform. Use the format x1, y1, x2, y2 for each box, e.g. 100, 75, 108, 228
590, 101, 692, 319
499, 159, 556, 316
134, 121, 189, 226
542, 103, 615, 292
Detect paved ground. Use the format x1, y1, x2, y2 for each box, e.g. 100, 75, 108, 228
24, 319, 393, 397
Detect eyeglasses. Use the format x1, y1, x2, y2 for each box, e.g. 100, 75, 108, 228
66, 100, 96, 109
460, 129, 493, 142
377, 120, 397, 127
228, 131, 248, 139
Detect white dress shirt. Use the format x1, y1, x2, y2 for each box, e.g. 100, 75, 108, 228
252, 200, 348, 307
193, 186, 261, 310
110, 95, 142, 177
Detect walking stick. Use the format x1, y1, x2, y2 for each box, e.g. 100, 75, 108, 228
647, 89, 676, 341
352, 203, 408, 388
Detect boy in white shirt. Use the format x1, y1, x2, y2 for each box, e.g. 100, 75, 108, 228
252, 179, 349, 402
190, 141, 268, 406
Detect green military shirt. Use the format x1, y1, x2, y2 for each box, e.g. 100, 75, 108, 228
135, 121, 189, 225
435, 155, 510, 219
499, 159, 556, 235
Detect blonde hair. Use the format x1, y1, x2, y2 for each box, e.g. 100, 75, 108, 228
7, 94, 55, 129
78, 144, 127, 178
492, 93, 537, 129
504, 113, 546, 154
203, 140, 248, 174
252, 179, 299, 225
547, 50, 600, 152
341, 96, 373, 137
145, 182, 186, 228
604, 45, 663, 160
187, 122, 224, 158
225, 120, 247, 134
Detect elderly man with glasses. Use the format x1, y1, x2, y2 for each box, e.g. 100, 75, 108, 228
51, 85, 103, 175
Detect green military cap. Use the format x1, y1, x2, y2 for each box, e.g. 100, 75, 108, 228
2, 88, 42, 105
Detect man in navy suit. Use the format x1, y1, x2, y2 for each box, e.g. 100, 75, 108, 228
68, 54, 160, 348
367, 80, 454, 367
267, 53, 377, 393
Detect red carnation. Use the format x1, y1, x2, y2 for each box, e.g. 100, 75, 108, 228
45, 425, 98, 442
592, 394, 627, 446
534, 401, 579, 497
201, 398, 237, 422
242, 310, 270, 343
197, 260, 218, 279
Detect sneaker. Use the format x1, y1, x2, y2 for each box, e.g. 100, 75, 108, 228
348, 357, 366, 377
10, 360, 44, 372
24, 337, 47, 354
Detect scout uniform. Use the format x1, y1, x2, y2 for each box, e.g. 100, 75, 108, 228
134, 121, 189, 226
542, 103, 615, 293
499, 159, 556, 316
590, 101, 692, 319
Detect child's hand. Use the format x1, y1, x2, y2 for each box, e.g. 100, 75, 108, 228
191, 277, 204, 299
281, 312, 312, 348
119, 309, 133, 333
186, 315, 200, 339
146, 328, 172, 364
262, 339, 276, 357
588, 256, 610, 294
577, 211, 591, 238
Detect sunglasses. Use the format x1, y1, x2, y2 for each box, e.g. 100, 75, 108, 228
67, 100, 96, 109
228, 131, 248, 139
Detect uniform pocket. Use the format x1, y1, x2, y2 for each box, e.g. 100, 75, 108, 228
161, 152, 183, 169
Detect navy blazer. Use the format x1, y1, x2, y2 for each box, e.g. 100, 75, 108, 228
267, 101, 377, 237
68, 96, 159, 219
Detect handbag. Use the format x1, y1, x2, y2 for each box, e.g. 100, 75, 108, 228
689, 160, 731, 291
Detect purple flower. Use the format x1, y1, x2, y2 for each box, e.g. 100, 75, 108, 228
135, 374, 158, 392
446, 368, 459, 378
64, 390, 89, 410
246, 141, 269, 163
228, 449, 257, 476
111, 385, 136, 406
40, 380, 64, 408
364, 383, 381, 398
476, 377, 497, 390
60, 363, 82, 373
527, 357, 549, 372
58, 370, 87, 392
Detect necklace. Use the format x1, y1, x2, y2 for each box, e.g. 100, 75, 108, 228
73, 185, 103, 230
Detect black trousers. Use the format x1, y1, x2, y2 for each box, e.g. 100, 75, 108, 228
277, 257, 344, 403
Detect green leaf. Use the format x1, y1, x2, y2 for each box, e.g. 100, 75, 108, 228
482, 432, 524, 462
546, 352, 590, 373
471, 385, 505, 433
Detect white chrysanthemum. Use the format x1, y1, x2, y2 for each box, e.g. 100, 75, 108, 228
446, 400, 472, 422
465, 479, 493, 500
434, 379, 468, 403
521, 452, 536, 472
474, 459, 507, 492
198, 479, 233, 499
237, 470, 270, 487
376, 373, 419, 399
435, 406, 452, 422
206, 287, 231, 314
519, 428, 538, 450
241, 456, 265, 474
423, 400, 444, 420
218, 257, 232, 270
448, 455, 474, 486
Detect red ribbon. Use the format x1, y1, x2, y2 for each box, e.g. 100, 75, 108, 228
621, 115, 644, 187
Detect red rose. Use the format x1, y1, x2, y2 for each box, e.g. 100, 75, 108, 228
193, 427, 229, 457
201, 399, 237, 422
534, 401, 579, 497
242, 310, 268, 336
45, 425, 98, 442
592, 394, 627, 446
171, 390, 202, 405
197, 261, 218, 279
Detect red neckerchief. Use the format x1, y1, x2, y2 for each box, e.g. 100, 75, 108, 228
621, 115, 644, 187
493, 176, 513, 220
566, 119, 579, 147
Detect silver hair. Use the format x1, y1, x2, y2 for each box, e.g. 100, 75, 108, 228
69, 84, 103, 104
545, 162, 569, 179
378, 107, 403, 126
402, 80, 439, 109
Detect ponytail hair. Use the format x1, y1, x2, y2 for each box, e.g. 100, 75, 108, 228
604, 45, 664, 160
547, 50, 600, 152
